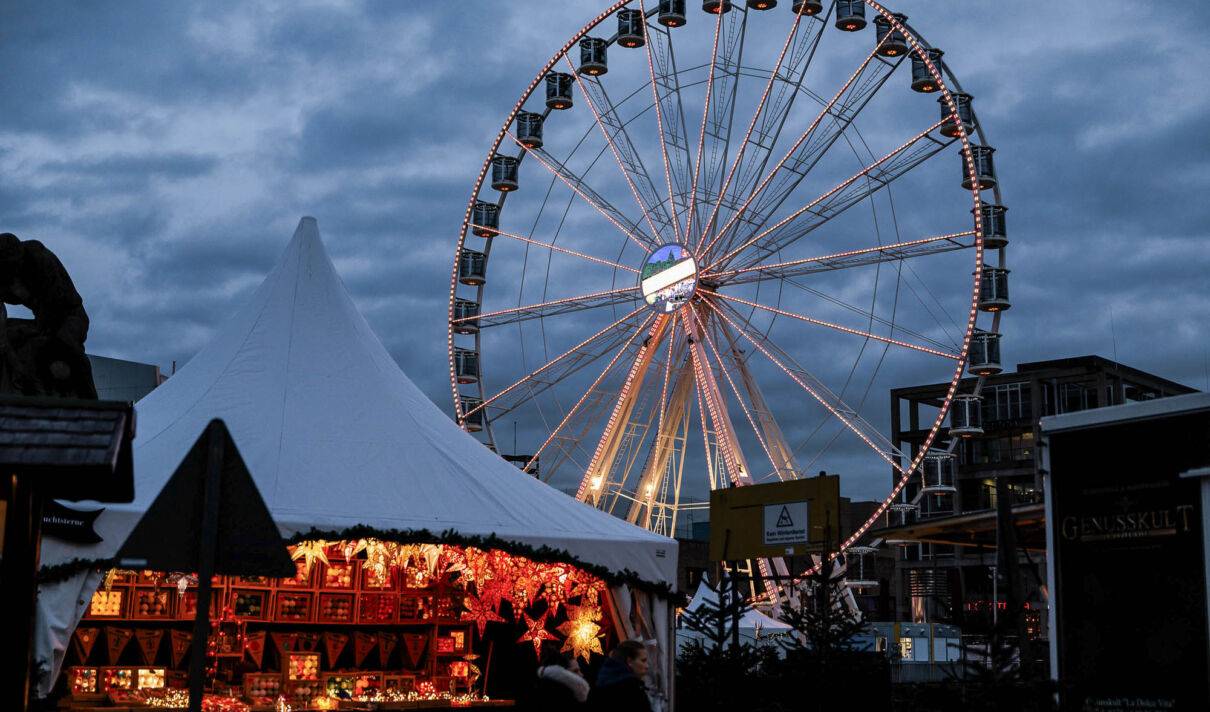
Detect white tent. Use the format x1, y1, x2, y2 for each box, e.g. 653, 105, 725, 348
681, 580, 792, 634
36, 218, 678, 701
676, 579, 792, 654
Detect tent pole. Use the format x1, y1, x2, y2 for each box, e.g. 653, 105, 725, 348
188, 422, 224, 712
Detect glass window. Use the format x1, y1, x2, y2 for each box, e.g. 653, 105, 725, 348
981, 382, 1030, 423
1053, 381, 1098, 413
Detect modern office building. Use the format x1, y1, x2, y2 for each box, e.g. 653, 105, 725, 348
877, 356, 1196, 635
88, 354, 166, 402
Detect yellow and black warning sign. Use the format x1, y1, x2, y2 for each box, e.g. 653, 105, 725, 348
708, 475, 840, 561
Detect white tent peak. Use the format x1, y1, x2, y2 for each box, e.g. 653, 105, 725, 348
684, 579, 791, 631
48, 217, 677, 589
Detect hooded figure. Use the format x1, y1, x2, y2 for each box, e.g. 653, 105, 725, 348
530, 646, 589, 710
589, 640, 652, 712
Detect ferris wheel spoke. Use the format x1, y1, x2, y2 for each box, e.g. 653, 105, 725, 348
524, 311, 660, 474
643, 14, 696, 241
778, 274, 958, 352
511, 137, 657, 253
624, 331, 694, 526
714, 315, 800, 482
688, 353, 718, 489
709, 290, 961, 360
697, 9, 827, 259
684, 7, 726, 249
637, 0, 682, 246
724, 11, 830, 222
729, 131, 955, 272
466, 306, 647, 421
463, 286, 638, 329
574, 313, 674, 501
685, 308, 752, 485
708, 117, 949, 273
563, 55, 677, 244
704, 297, 909, 473
702, 35, 903, 263
654, 316, 679, 441
475, 226, 639, 274
707, 230, 976, 284
688, 308, 782, 481
686, 7, 747, 251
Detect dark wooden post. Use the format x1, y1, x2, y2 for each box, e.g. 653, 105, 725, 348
730, 564, 741, 651
188, 422, 224, 712
1, 473, 44, 711
995, 475, 1032, 675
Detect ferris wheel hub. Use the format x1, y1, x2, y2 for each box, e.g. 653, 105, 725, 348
639, 243, 698, 314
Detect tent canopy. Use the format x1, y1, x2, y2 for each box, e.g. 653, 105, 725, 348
683, 580, 792, 632
41, 218, 676, 587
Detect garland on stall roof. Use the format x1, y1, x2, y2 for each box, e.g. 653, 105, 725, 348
285, 526, 679, 599
37, 527, 683, 601
36, 556, 120, 586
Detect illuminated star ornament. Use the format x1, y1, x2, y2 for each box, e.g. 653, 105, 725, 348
290, 540, 330, 577
461, 594, 505, 636
556, 604, 604, 661
517, 614, 557, 655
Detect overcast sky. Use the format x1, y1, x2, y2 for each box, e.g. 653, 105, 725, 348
3, 1, 1209, 506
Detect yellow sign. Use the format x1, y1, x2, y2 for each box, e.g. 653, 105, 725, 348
708, 475, 840, 561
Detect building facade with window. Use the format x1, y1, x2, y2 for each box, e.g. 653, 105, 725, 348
880, 356, 1196, 637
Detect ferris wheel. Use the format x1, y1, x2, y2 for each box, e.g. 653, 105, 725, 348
447, 0, 1007, 568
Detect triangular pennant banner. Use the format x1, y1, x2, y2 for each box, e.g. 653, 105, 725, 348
323, 632, 349, 667
74, 627, 100, 662
244, 630, 267, 669
272, 632, 298, 657
135, 629, 164, 665
401, 633, 427, 668
297, 632, 320, 652
106, 627, 134, 665
378, 632, 398, 667
353, 631, 377, 668
170, 630, 192, 667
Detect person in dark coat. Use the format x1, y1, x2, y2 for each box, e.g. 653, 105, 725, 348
530, 644, 589, 711
589, 640, 652, 712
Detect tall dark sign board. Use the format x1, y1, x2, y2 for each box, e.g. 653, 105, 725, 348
1047, 410, 1208, 711
117, 419, 292, 712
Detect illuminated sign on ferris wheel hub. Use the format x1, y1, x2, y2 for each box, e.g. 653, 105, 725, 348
640, 244, 697, 313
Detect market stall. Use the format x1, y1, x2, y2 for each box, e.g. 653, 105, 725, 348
36, 218, 677, 710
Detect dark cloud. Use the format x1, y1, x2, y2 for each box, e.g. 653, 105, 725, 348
2, 0, 1207, 515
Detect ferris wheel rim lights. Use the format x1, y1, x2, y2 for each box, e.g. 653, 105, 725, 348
446, 0, 1004, 572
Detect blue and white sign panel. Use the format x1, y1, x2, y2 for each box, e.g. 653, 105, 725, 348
763, 501, 809, 546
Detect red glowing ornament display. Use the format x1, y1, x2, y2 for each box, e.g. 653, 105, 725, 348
461, 593, 505, 636
517, 614, 557, 655
556, 603, 605, 661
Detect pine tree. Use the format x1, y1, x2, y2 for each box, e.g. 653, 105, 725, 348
942, 617, 1056, 711
679, 572, 749, 651
676, 573, 778, 711
777, 557, 867, 657
773, 557, 889, 711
